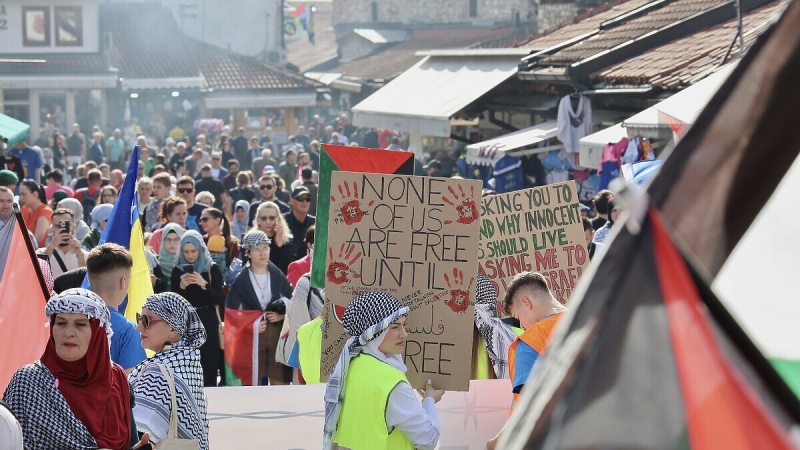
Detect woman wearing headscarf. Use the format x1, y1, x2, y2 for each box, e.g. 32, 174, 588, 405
56, 198, 91, 241
225, 230, 293, 385
254, 201, 296, 274
323, 292, 444, 450
593, 199, 622, 244
231, 199, 250, 240
128, 293, 209, 449
154, 223, 184, 292
147, 196, 188, 254
171, 230, 225, 386
472, 274, 520, 380
3, 288, 137, 449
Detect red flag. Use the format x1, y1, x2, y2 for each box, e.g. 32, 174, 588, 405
223, 309, 263, 386
0, 217, 50, 392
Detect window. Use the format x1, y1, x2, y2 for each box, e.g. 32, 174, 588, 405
55, 6, 82, 46
469, 0, 478, 17
22, 6, 50, 46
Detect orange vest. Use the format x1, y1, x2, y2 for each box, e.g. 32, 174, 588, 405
508, 312, 564, 404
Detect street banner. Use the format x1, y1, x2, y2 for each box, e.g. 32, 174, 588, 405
322, 171, 483, 391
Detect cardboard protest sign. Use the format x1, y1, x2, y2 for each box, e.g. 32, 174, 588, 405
478, 181, 588, 304
322, 172, 483, 391
311, 144, 416, 289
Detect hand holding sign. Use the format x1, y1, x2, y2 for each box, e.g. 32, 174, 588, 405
331, 180, 374, 225
326, 243, 362, 285
442, 184, 479, 225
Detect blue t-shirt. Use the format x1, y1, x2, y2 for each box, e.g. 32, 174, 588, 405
9, 148, 42, 183
109, 308, 147, 370
512, 340, 540, 394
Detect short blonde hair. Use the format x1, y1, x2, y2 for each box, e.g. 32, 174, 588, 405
195, 191, 215, 206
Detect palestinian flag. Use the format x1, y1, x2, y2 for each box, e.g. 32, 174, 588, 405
310, 144, 415, 288
223, 309, 263, 386
501, 2, 800, 448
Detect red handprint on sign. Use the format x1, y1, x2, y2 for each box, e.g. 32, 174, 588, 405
438, 268, 474, 313
326, 243, 362, 285
442, 184, 479, 225
331, 180, 375, 225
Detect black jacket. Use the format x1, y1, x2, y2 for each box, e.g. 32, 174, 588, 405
225, 264, 293, 313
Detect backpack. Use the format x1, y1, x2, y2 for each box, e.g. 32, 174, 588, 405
76, 188, 101, 222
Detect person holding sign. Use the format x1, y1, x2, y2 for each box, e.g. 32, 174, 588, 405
323, 292, 445, 450
473, 274, 521, 380
487, 272, 566, 450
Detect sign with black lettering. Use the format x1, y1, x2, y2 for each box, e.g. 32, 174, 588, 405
321, 172, 483, 391
478, 181, 589, 305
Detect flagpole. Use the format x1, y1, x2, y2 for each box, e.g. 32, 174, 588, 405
12, 203, 51, 300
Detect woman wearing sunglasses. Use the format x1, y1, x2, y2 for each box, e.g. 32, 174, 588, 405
254, 201, 296, 275
171, 231, 225, 387
129, 292, 209, 449
225, 230, 294, 385
199, 207, 239, 279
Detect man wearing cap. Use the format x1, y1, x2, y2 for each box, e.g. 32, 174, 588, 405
284, 187, 315, 260
424, 159, 445, 177
82, 203, 112, 251
298, 166, 318, 216
0, 137, 25, 188
0, 169, 19, 191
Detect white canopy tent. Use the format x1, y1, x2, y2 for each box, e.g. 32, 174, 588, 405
578, 62, 738, 168
465, 121, 561, 166
351, 50, 528, 144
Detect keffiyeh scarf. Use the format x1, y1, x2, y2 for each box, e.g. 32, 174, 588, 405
128, 293, 209, 449
474, 274, 517, 379
323, 292, 409, 450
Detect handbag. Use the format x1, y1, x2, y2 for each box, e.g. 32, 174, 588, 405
154, 364, 199, 450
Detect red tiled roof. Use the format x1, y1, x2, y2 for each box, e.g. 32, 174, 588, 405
330, 26, 516, 81
191, 40, 321, 90
513, 0, 653, 49
540, 0, 729, 65
101, 3, 202, 80
0, 53, 110, 75
593, 1, 785, 88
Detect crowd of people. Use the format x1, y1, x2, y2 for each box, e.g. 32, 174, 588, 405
0, 116, 622, 449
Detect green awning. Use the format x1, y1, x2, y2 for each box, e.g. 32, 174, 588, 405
0, 113, 30, 147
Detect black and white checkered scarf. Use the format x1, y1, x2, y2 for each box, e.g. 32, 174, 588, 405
323, 292, 409, 450
3, 288, 114, 450
128, 293, 209, 449
474, 274, 517, 379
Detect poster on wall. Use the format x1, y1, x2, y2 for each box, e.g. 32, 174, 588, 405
478, 181, 589, 305
321, 171, 483, 391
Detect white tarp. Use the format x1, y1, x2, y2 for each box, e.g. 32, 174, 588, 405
466, 121, 560, 166
352, 54, 522, 137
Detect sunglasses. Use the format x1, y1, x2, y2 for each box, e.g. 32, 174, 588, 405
177, 188, 194, 194
294, 197, 311, 203
259, 185, 274, 190
136, 313, 165, 329
259, 215, 278, 221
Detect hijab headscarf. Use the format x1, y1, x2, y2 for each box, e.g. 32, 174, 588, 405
128, 293, 209, 449
231, 200, 250, 239
158, 223, 185, 277
41, 288, 131, 450
177, 230, 212, 273
474, 274, 517, 379
323, 292, 409, 449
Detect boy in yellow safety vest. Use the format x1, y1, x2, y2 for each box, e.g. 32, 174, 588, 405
322, 292, 445, 450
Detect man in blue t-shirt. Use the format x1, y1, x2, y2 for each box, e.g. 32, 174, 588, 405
9, 142, 43, 183
86, 243, 146, 373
